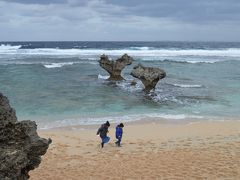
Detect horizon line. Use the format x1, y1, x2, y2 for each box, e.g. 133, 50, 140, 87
1, 40, 240, 43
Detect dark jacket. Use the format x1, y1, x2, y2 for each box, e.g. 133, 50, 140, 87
97, 124, 109, 138
115, 125, 123, 139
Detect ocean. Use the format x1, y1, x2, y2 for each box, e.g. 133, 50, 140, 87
0, 41, 239, 129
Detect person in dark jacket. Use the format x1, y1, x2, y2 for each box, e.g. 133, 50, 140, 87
97, 121, 110, 148
115, 123, 124, 147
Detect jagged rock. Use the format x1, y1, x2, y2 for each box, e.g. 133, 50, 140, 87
0, 93, 17, 124
0, 93, 51, 180
130, 64, 166, 92
99, 54, 133, 80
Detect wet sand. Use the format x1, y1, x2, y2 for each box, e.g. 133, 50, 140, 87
30, 120, 240, 179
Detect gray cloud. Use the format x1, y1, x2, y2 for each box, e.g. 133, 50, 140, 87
106, 0, 240, 23
0, 0, 240, 41
1, 0, 67, 4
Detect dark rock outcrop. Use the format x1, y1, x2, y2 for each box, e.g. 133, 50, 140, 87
0, 93, 51, 180
130, 64, 166, 92
99, 54, 133, 80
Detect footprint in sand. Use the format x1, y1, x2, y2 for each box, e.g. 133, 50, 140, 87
129, 142, 136, 145
83, 151, 91, 154
86, 143, 94, 146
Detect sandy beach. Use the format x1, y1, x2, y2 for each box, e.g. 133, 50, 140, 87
29, 120, 240, 179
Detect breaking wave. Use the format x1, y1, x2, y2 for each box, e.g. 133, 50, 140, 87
1, 44, 240, 58
128, 46, 154, 50
1, 44, 240, 65
0, 44, 22, 50
168, 83, 203, 88
43, 62, 75, 68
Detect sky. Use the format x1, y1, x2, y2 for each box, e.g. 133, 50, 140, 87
0, 0, 240, 41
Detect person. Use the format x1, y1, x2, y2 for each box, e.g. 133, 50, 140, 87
115, 123, 124, 147
96, 121, 110, 148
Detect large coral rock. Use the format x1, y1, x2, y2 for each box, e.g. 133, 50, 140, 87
99, 54, 133, 80
131, 64, 166, 92
0, 93, 51, 180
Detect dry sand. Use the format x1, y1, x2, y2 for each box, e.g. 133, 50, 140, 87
30, 120, 240, 179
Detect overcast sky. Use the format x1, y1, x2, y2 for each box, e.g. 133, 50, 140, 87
0, 0, 240, 41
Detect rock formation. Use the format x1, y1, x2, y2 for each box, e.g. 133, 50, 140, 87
99, 54, 133, 80
0, 93, 51, 180
130, 64, 166, 92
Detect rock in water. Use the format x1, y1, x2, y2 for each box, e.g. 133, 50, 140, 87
130, 64, 166, 92
99, 54, 133, 80
0, 93, 51, 180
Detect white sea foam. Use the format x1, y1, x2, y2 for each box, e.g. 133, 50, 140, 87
128, 46, 153, 50
98, 74, 110, 80
162, 59, 218, 64
86, 61, 98, 65
0, 44, 22, 50
144, 113, 203, 119
116, 80, 143, 92
170, 84, 203, 88
43, 62, 74, 68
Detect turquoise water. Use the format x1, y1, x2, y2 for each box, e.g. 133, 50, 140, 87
0, 42, 240, 128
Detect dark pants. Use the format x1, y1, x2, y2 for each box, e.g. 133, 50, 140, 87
100, 136, 110, 148
115, 137, 122, 146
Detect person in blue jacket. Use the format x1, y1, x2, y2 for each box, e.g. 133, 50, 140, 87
115, 123, 124, 147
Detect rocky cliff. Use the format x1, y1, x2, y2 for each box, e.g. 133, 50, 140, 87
0, 93, 51, 180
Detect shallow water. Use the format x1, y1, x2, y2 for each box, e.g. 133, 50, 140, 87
0, 41, 240, 128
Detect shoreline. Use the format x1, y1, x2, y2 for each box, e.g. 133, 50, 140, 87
37, 116, 240, 131
30, 120, 240, 179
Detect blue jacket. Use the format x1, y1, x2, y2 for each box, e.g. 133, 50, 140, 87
115, 125, 123, 139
